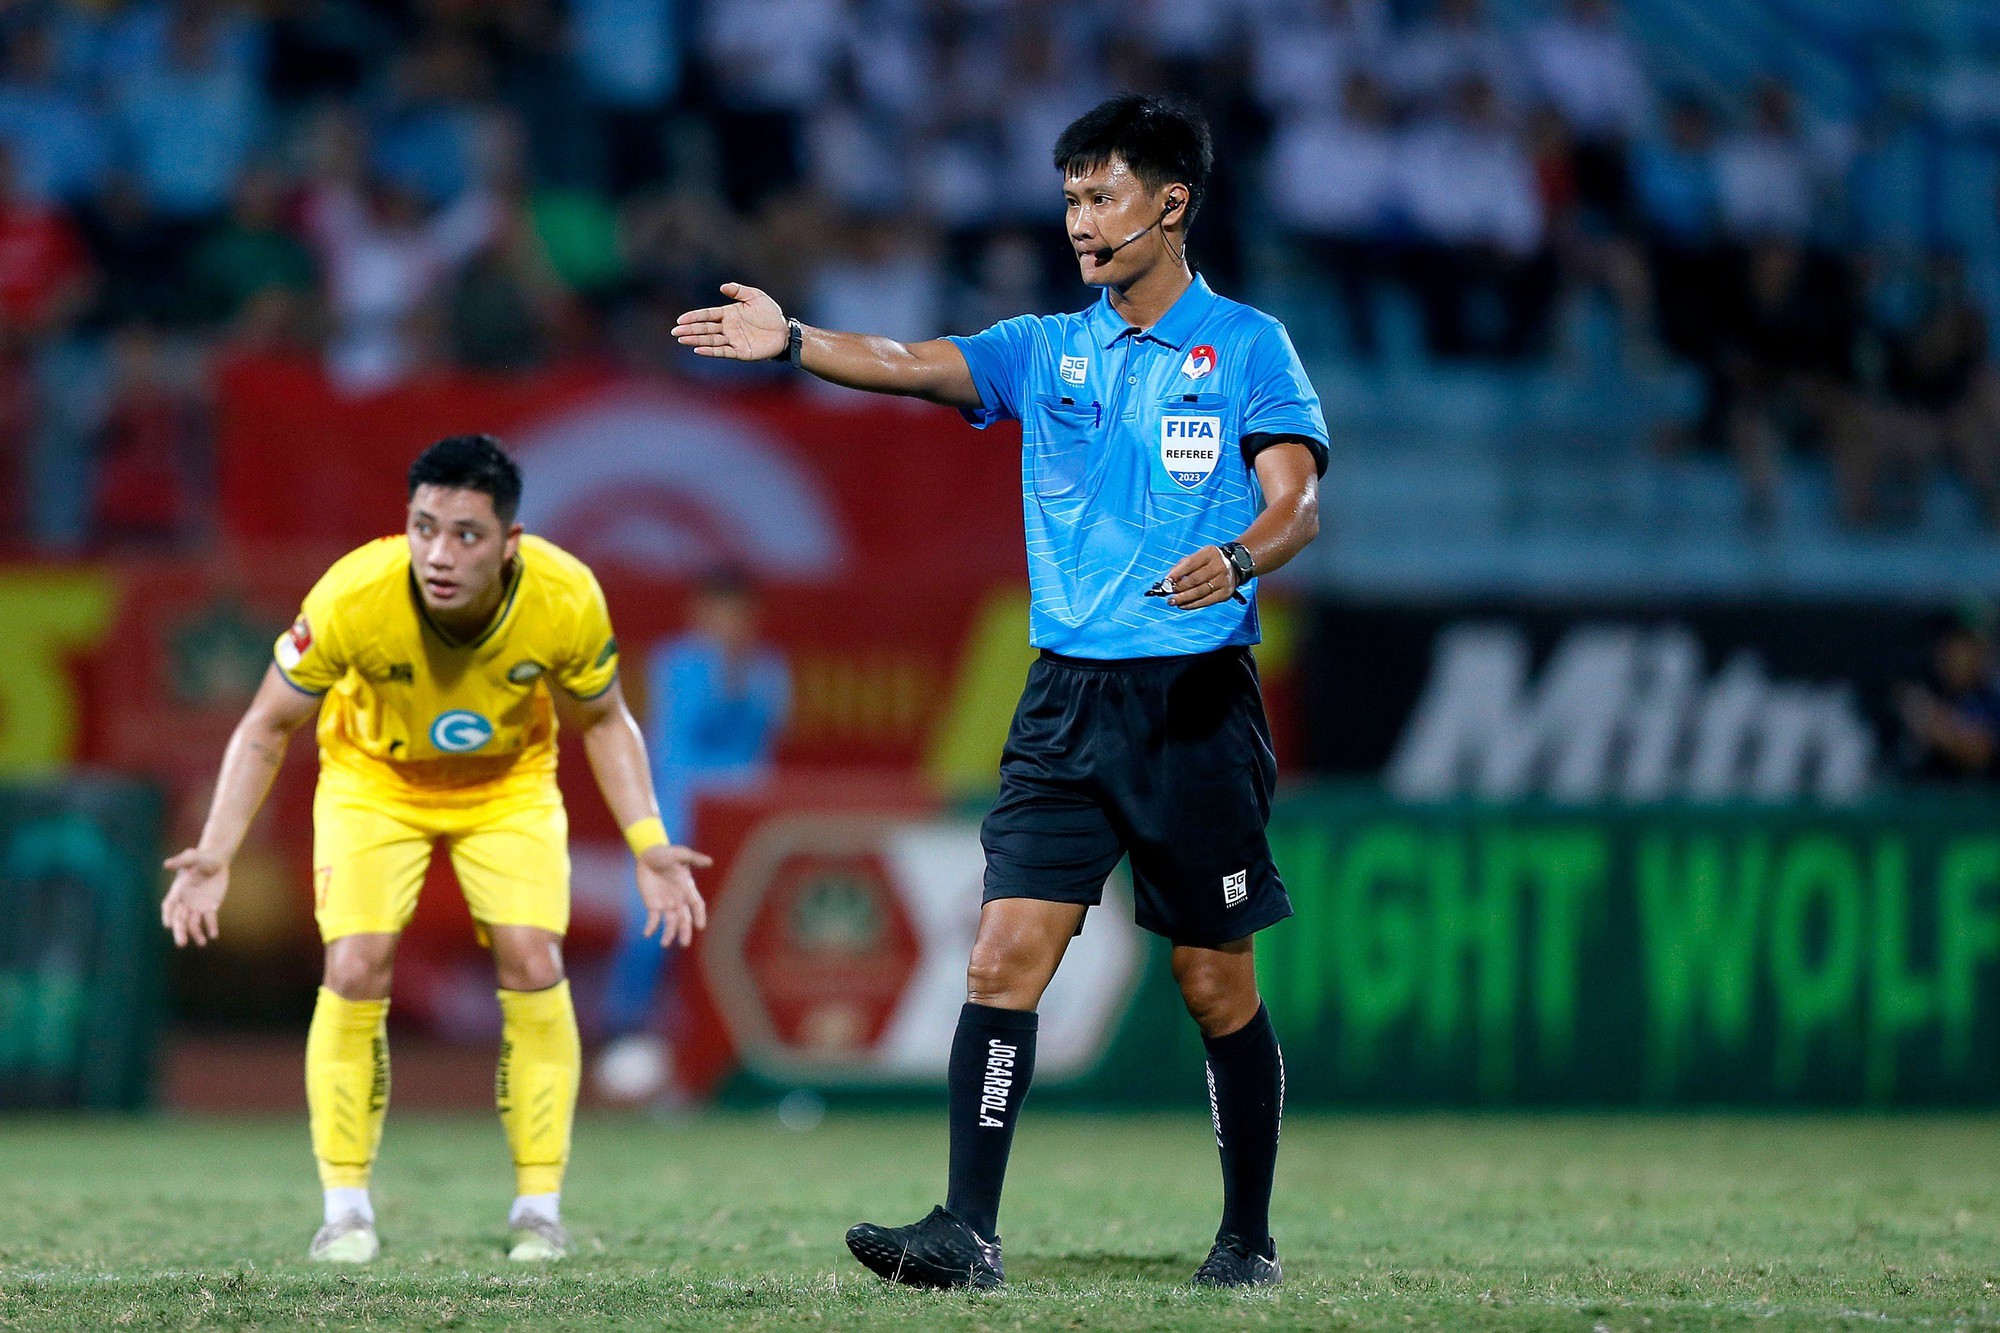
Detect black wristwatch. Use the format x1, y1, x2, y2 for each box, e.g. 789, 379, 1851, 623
1219, 541, 1256, 587
786, 317, 804, 367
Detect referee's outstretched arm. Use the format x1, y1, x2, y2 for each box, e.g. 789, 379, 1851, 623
673, 282, 982, 409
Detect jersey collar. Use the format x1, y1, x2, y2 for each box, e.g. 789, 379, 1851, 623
410, 551, 525, 650
1089, 273, 1216, 351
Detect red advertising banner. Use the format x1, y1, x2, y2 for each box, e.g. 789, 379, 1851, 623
214, 354, 1027, 585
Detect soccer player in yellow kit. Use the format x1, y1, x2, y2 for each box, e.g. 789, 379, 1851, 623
160, 434, 710, 1264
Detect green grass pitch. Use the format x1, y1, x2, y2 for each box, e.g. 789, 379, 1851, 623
3, 1110, 1999, 1331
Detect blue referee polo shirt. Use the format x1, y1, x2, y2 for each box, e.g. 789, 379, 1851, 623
949, 274, 1328, 660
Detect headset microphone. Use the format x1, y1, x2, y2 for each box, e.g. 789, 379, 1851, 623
1095, 195, 1184, 259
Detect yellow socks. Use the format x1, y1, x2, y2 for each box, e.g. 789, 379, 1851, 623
306, 982, 577, 1209
496, 980, 580, 1197
306, 987, 390, 1191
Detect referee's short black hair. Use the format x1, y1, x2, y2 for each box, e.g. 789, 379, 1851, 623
1053, 94, 1213, 225
408, 434, 523, 525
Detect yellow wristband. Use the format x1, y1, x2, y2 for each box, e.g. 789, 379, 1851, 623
623, 817, 669, 856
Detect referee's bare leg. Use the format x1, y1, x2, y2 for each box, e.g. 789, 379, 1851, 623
965, 899, 1085, 1010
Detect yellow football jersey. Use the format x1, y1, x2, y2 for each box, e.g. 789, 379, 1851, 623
274, 534, 620, 806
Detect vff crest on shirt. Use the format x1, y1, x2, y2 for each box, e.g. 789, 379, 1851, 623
1181, 343, 1216, 380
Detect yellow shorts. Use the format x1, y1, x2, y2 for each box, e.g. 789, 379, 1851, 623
312, 783, 570, 941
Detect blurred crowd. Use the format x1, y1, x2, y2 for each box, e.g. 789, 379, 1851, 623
0, 0, 1996, 551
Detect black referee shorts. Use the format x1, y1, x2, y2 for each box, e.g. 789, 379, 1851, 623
979, 646, 1291, 947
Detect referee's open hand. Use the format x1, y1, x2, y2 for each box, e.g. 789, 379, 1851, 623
1163, 546, 1241, 610
673, 283, 788, 361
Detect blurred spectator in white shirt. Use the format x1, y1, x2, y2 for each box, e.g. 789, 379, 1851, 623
1268, 70, 1398, 359
806, 213, 943, 400
1522, 0, 1650, 142
699, 0, 846, 211
1387, 0, 1518, 114
1523, 0, 1650, 226
1396, 76, 1554, 359
1713, 80, 1814, 241
911, 130, 1002, 237
809, 98, 909, 214
844, 1, 930, 120
1128, 0, 1248, 67
996, 26, 1106, 224
1247, 0, 1387, 118
303, 115, 499, 392
1397, 79, 1542, 255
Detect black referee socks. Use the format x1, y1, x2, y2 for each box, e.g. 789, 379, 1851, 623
944, 1002, 1038, 1241
1203, 1003, 1283, 1251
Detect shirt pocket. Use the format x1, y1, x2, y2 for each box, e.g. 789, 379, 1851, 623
1151, 391, 1234, 495
1026, 396, 1101, 500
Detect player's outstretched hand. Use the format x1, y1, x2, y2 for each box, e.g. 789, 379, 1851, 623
672, 283, 788, 361
161, 848, 229, 948
637, 843, 714, 949
1164, 545, 1240, 610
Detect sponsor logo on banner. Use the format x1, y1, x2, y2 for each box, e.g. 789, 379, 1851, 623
1388, 623, 1875, 803
1060, 355, 1088, 385
1161, 415, 1223, 487
703, 815, 1140, 1084
429, 710, 494, 753
1182, 344, 1216, 379
513, 389, 847, 578
276, 615, 311, 671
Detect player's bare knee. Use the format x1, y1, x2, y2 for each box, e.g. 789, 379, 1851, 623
490, 928, 565, 992
494, 952, 564, 993
323, 936, 395, 1000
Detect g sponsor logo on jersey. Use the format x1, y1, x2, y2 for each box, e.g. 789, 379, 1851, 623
1181, 344, 1216, 380
276, 615, 312, 670
1160, 414, 1223, 487
1060, 354, 1088, 385
430, 710, 494, 753
507, 660, 545, 685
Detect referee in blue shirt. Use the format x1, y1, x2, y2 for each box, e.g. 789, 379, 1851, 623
676, 94, 1327, 1291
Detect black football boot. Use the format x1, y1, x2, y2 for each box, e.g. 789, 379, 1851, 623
844, 1205, 1003, 1290
1191, 1233, 1282, 1288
